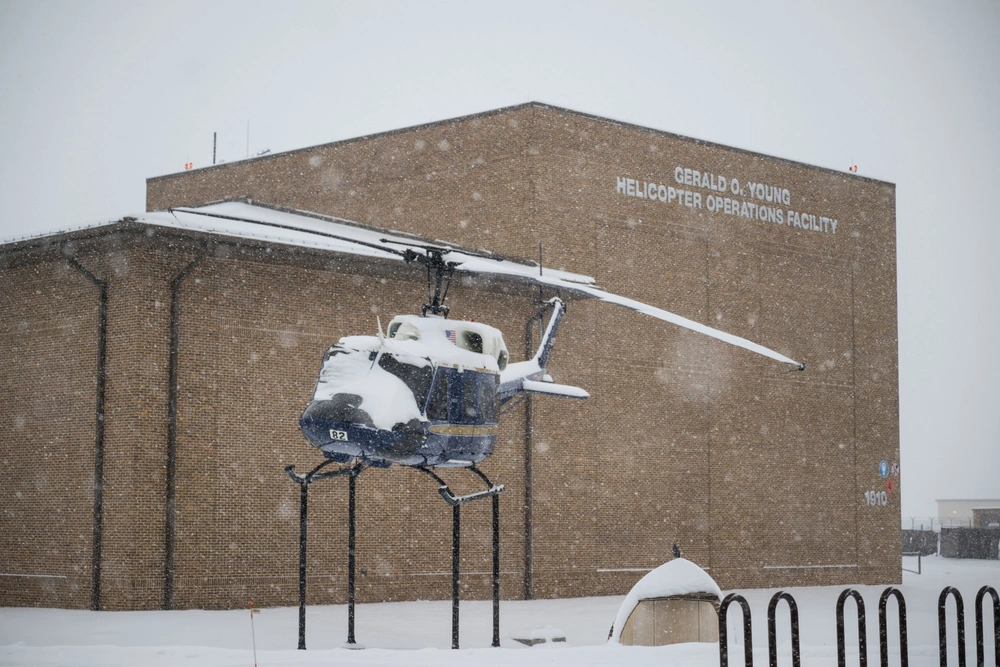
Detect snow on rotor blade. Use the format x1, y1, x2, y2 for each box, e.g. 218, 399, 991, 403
453, 254, 803, 369
159, 203, 801, 371
559, 282, 803, 369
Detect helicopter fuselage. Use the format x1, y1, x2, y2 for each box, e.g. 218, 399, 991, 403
301, 361, 500, 468
298, 301, 590, 469
299, 314, 510, 468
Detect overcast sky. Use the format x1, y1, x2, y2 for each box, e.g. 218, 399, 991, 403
1, 1, 997, 519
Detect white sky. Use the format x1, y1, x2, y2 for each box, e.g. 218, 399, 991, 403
1, 1, 997, 519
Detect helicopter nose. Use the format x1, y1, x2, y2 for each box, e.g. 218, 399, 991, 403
301, 394, 374, 426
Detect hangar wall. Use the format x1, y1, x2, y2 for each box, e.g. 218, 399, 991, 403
0, 103, 899, 610
0, 259, 98, 607
148, 103, 901, 592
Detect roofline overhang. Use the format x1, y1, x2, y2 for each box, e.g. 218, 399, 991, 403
0, 202, 560, 303
0, 198, 535, 268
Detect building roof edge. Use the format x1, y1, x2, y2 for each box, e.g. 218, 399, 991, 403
147, 101, 895, 188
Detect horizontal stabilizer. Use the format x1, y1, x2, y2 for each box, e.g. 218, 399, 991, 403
521, 379, 590, 399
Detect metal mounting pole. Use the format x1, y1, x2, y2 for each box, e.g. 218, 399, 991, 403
469, 466, 502, 647
491, 492, 500, 647
347, 471, 357, 645
285, 460, 362, 651
467, 465, 502, 646
452, 503, 461, 650
415, 465, 504, 650
297, 479, 308, 650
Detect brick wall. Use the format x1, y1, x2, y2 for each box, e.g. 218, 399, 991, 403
0, 103, 900, 610
0, 257, 98, 607
148, 103, 900, 594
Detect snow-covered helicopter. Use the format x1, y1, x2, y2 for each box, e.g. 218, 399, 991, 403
297, 240, 804, 470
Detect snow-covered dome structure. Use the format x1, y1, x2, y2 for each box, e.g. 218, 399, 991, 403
609, 558, 722, 646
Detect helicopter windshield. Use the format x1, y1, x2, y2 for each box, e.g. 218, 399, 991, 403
463, 374, 496, 421
424, 368, 497, 423
426, 371, 449, 421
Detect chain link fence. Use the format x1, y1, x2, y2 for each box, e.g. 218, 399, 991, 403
902, 516, 981, 531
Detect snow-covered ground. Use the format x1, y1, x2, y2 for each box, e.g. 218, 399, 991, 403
1, 556, 996, 666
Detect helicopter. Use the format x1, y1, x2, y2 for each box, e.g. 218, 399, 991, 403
297, 239, 805, 470
168, 203, 802, 472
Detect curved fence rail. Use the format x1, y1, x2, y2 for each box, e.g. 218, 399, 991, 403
767, 591, 801, 667
719, 585, 993, 667
838, 588, 869, 667
878, 587, 908, 667
720, 593, 754, 667
939, 587, 967, 667
975, 586, 998, 667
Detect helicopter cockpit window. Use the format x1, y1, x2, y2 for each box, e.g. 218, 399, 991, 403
426, 371, 449, 421
377, 354, 434, 405
458, 374, 497, 422
461, 331, 483, 354
388, 321, 420, 341
480, 378, 496, 421
463, 376, 479, 421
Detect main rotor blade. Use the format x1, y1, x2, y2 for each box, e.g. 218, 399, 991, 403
166, 203, 800, 368
561, 282, 803, 368
169, 207, 410, 259
453, 255, 804, 369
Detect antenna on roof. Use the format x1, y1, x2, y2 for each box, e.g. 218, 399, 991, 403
213, 132, 217, 165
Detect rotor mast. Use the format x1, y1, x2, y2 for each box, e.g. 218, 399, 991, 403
382, 241, 459, 318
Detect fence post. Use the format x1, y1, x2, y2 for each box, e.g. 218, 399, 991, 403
938, 586, 966, 667
720, 593, 754, 667
767, 591, 801, 667
975, 586, 998, 667
837, 589, 868, 667
878, 587, 908, 667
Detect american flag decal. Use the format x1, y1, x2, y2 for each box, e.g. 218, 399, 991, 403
445, 330, 457, 344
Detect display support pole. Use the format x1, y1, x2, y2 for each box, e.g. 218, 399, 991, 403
347, 471, 357, 645
416, 465, 504, 650
285, 461, 362, 651
469, 466, 502, 647
297, 480, 308, 650
452, 503, 461, 650
491, 492, 500, 647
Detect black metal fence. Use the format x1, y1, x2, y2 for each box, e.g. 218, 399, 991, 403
940, 529, 1000, 560
718, 585, 998, 667
902, 530, 939, 556
879, 588, 908, 667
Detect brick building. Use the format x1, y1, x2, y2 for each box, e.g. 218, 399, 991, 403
0, 103, 900, 610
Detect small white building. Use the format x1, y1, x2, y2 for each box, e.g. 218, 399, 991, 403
609, 558, 721, 647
